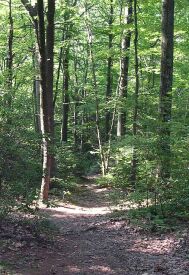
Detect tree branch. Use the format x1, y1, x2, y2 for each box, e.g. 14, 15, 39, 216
21, 0, 37, 18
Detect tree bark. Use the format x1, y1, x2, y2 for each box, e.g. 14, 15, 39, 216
33, 77, 41, 133
86, 16, 106, 175
46, 0, 55, 136
37, 0, 55, 201
37, 0, 49, 201
21, 0, 53, 199
21, 1, 40, 133
105, 0, 114, 141
73, 57, 80, 148
6, 0, 13, 118
33, 43, 41, 133
117, 0, 132, 137
130, 0, 139, 186
61, 1, 72, 143
21, 0, 38, 33
61, 46, 70, 143
46, 0, 56, 177
159, 0, 175, 181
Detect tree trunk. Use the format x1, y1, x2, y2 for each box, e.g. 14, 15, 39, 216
21, 1, 40, 133
80, 58, 89, 152
37, 0, 55, 201
86, 17, 106, 175
105, 0, 114, 141
37, 0, 49, 201
61, 47, 70, 143
46, 0, 55, 137
21, 0, 55, 200
73, 57, 80, 148
117, 0, 132, 137
6, 0, 13, 119
61, 1, 72, 143
159, 0, 175, 181
46, 0, 56, 177
130, 0, 139, 186
33, 77, 41, 132
33, 43, 41, 133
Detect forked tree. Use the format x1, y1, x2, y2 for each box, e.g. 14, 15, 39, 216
21, 0, 55, 201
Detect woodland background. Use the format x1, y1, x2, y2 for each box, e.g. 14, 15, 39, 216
0, 0, 188, 222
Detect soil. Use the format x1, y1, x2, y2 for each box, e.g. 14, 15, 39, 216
0, 177, 189, 275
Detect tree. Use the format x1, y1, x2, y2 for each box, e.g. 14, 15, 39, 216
105, 0, 114, 141
130, 0, 139, 186
117, 0, 132, 137
0, 0, 189, 220
61, 0, 71, 143
158, 0, 175, 182
21, 0, 55, 201
37, 0, 55, 201
5, 0, 13, 122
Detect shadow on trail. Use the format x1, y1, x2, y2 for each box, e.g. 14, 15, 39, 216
67, 178, 113, 208
0, 178, 189, 275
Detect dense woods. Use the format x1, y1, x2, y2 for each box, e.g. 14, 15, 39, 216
2, 1, 189, 274
0, 0, 188, 220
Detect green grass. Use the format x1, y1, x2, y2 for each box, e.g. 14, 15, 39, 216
0, 260, 13, 274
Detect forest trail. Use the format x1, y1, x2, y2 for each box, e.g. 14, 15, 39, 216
1, 177, 189, 275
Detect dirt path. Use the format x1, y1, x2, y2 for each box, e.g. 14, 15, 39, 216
1, 178, 189, 275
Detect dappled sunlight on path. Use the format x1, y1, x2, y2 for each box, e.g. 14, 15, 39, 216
35, 179, 189, 275
42, 181, 114, 218
1, 178, 189, 275
45, 204, 111, 216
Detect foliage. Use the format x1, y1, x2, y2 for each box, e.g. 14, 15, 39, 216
0, 0, 188, 225
0, 127, 41, 216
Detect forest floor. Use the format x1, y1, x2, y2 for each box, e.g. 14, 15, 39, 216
1, 176, 189, 275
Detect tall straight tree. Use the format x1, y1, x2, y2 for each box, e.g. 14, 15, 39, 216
130, 0, 139, 185
21, 0, 55, 199
61, 31, 70, 143
20, 1, 40, 133
61, 0, 77, 143
105, 0, 114, 141
33, 44, 41, 133
37, 0, 55, 201
159, 0, 175, 182
117, 0, 132, 137
6, 0, 13, 119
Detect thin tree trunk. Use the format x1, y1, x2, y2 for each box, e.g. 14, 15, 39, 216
117, 0, 132, 137
159, 0, 175, 181
73, 57, 80, 148
61, 1, 72, 143
105, 0, 114, 141
80, 57, 89, 152
21, 0, 40, 133
130, 0, 139, 186
61, 47, 70, 143
6, 0, 13, 119
33, 78, 41, 132
46, 0, 55, 136
37, 0, 55, 201
37, 0, 49, 201
60, 0, 78, 143
86, 18, 106, 175
53, 46, 63, 108
33, 43, 41, 133
46, 0, 56, 177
